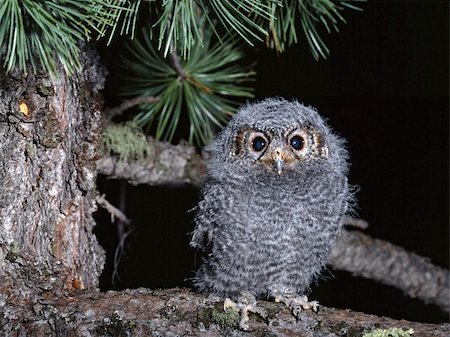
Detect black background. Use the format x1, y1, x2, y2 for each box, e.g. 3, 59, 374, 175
95, 1, 449, 324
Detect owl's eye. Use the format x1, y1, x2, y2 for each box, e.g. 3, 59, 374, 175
252, 136, 267, 152
290, 135, 304, 150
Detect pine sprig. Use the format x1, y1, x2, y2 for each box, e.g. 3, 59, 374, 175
203, 0, 274, 45
119, 26, 255, 145
148, 0, 364, 60
153, 0, 203, 59
0, 0, 364, 75
95, 0, 151, 44
0, 0, 117, 75
265, 0, 365, 58
151, 0, 277, 59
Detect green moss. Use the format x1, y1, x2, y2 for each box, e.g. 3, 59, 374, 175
211, 309, 240, 328
210, 308, 240, 329
363, 327, 414, 337
198, 306, 240, 329
101, 122, 151, 160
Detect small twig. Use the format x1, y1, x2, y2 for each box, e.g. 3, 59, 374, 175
112, 229, 132, 289
95, 194, 131, 226
96, 193, 132, 289
169, 52, 187, 80
105, 96, 159, 119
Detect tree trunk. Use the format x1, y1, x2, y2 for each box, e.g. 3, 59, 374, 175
0, 46, 105, 318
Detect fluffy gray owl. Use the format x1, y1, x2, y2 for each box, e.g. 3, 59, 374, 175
191, 98, 352, 329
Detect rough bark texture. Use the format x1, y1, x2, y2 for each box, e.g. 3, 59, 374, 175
96, 138, 449, 312
0, 46, 106, 299
331, 230, 450, 313
6, 288, 449, 337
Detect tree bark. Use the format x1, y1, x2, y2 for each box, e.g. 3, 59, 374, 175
0, 46, 106, 299
6, 288, 449, 337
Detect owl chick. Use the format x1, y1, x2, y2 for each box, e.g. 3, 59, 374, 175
191, 98, 352, 329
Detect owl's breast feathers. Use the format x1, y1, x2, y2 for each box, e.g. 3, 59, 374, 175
191, 171, 348, 298
193, 169, 348, 250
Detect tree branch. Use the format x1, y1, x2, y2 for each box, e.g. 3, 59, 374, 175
330, 230, 450, 313
8, 288, 450, 336
97, 137, 206, 186
96, 138, 450, 313
104, 96, 159, 119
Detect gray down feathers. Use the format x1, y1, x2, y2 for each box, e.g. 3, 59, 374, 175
191, 97, 352, 300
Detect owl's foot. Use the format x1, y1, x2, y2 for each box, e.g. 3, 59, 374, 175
274, 294, 319, 317
223, 293, 267, 331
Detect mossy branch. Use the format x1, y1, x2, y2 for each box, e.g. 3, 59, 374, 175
3, 288, 447, 336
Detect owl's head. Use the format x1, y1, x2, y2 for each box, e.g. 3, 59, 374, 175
206, 98, 348, 180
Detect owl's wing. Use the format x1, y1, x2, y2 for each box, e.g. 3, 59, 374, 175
336, 174, 352, 218
190, 179, 226, 252
312, 172, 351, 225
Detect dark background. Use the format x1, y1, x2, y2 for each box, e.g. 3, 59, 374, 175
95, 1, 449, 324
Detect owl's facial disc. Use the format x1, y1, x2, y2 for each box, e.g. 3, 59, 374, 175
233, 126, 327, 175
259, 129, 312, 174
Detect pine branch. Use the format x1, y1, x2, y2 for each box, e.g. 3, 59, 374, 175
264, 0, 366, 58
0, 0, 115, 75
119, 26, 255, 145
95, 0, 148, 44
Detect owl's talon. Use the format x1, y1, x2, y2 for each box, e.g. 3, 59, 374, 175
223, 298, 238, 312
311, 301, 319, 313
223, 296, 266, 330
275, 294, 319, 318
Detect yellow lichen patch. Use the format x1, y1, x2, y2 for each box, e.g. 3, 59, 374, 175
363, 327, 414, 337
19, 101, 29, 116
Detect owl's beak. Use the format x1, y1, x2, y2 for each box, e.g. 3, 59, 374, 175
272, 148, 285, 175
275, 159, 284, 175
